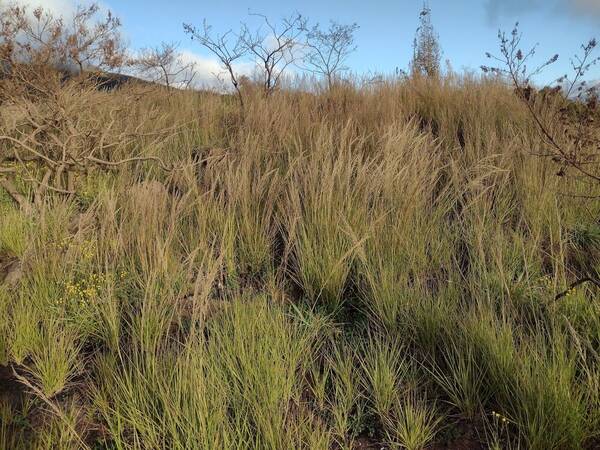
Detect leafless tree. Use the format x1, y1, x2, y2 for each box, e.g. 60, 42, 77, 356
130, 41, 197, 89
302, 21, 359, 89
0, 2, 125, 78
482, 23, 600, 189
183, 20, 247, 107
0, 5, 63, 68
63, 4, 125, 75
240, 12, 306, 96
411, 2, 441, 78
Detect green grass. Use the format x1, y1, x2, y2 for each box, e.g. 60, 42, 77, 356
383, 392, 443, 450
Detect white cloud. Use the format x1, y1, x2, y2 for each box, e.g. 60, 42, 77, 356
8, 0, 77, 16
6, 0, 114, 20
485, 0, 600, 23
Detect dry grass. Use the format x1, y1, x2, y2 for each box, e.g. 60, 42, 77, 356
0, 74, 599, 449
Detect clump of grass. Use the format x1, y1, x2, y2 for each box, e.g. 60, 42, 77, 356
0, 400, 21, 450
0, 209, 31, 258
507, 336, 588, 450
284, 126, 372, 313
226, 153, 279, 281
383, 391, 443, 450
569, 222, 600, 252
30, 398, 87, 450
26, 320, 81, 398
326, 339, 363, 446
427, 335, 490, 421
209, 297, 326, 447
360, 335, 409, 421
8, 295, 40, 365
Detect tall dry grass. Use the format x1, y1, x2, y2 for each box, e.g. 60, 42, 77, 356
0, 74, 599, 449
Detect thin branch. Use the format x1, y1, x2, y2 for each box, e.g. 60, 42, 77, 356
554, 277, 600, 301
0, 177, 32, 213
86, 155, 172, 171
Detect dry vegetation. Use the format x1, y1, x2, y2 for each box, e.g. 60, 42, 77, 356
1, 4, 600, 450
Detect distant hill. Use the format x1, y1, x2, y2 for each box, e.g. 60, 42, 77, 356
0, 61, 156, 91
87, 72, 155, 90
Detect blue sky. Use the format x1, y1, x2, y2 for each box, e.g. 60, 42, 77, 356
22, 0, 600, 85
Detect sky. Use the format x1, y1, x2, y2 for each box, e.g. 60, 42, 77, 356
10, 0, 600, 87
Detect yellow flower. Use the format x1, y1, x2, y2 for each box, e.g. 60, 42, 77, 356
491, 410, 510, 423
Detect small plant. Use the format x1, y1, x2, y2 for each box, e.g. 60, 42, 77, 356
486, 410, 513, 450
0, 208, 30, 257
327, 341, 362, 447
384, 391, 443, 450
25, 321, 81, 398
360, 335, 408, 421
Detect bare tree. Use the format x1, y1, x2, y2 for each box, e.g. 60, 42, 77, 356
184, 21, 247, 108
131, 41, 197, 89
240, 12, 306, 96
482, 23, 600, 188
411, 2, 441, 78
0, 2, 125, 76
302, 21, 359, 89
64, 4, 125, 75
0, 5, 64, 68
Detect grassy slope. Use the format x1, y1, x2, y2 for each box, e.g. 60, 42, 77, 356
0, 75, 599, 449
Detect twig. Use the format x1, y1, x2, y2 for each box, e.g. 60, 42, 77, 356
554, 277, 600, 301
0, 135, 57, 167
86, 155, 172, 171
0, 177, 32, 213
25, 175, 76, 195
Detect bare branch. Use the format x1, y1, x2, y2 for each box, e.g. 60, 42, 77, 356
130, 41, 197, 89
184, 21, 247, 108
86, 155, 171, 171
240, 12, 306, 95
482, 23, 600, 188
554, 277, 600, 301
301, 21, 359, 89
